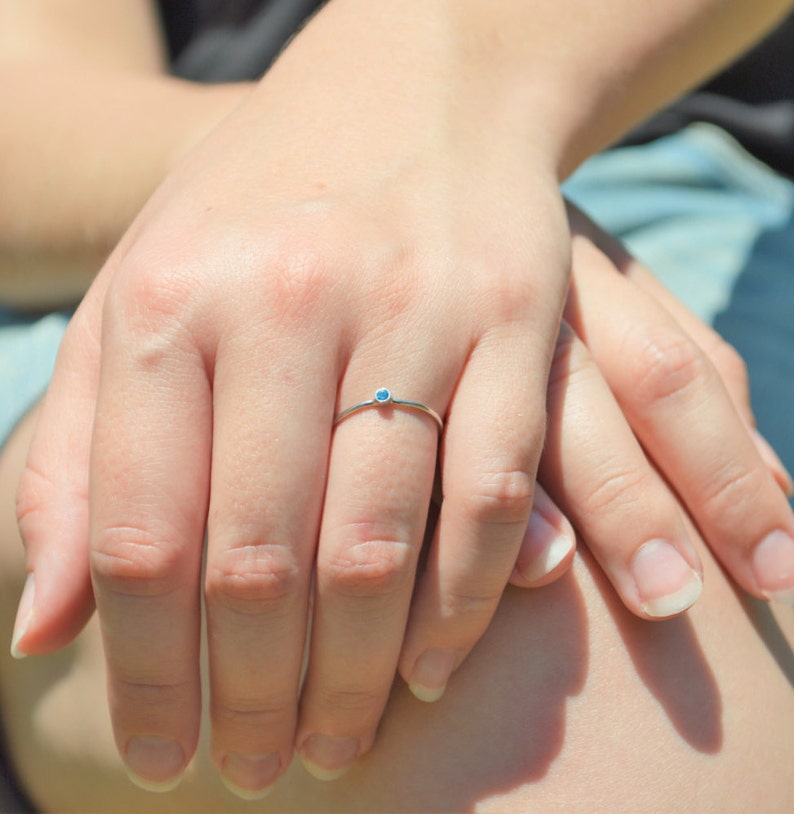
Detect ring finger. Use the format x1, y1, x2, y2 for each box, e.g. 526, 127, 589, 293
296, 368, 445, 780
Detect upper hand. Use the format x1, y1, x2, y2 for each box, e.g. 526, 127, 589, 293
13, 27, 571, 794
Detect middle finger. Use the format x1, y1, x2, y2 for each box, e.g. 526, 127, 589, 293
205, 328, 336, 798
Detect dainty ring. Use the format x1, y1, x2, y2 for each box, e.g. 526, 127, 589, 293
334, 388, 443, 432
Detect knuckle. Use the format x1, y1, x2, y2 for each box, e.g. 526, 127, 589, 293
15, 462, 54, 535
459, 468, 535, 527
312, 686, 384, 720
16, 459, 88, 539
473, 266, 537, 325
579, 460, 653, 517
260, 237, 338, 324
628, 330, 713, 409
319, 536, 413, 599
115, 675, 192, 710
698, 460, 767, 521
440, 584, 501, 625
709, 338, 750, 395
90, 526, 185, 598
205, 542, 302, 612
103, 261, 203, 367
547, 322, 593, 395
213, 698, 293, 737
108, 258, 198, 333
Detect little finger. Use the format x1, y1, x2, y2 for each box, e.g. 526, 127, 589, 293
399, 322, 553, 702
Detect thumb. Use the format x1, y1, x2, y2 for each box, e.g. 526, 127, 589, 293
12, 292, 104, 657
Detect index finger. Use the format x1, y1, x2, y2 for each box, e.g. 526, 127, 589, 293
89, 269, 212, 791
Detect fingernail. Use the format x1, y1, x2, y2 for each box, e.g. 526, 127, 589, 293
299, 735, 358, 781
517, 510, 576, 582
125, 736, 185, 792
631, 539, 702, 618
408, 648, 457, 703
752, 530, 794, 606
221, 752, 280, 800
10, 574, 35, 659
751, 429, 794, 497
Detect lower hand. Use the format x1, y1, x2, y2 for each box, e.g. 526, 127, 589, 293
531, 205, 794, 619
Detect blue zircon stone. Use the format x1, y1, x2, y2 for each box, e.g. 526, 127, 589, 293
375, 388, 391, 404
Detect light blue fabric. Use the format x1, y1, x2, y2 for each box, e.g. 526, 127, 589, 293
0, 309, 69, 446
565, 123, 794, 490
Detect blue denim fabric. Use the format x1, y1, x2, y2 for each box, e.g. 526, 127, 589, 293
565, 123, 794, 487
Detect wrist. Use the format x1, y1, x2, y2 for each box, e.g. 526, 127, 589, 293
300, 0, 793, 178
166, 81, 253, 172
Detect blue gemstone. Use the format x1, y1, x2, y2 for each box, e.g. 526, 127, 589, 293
375, 388, 391, 403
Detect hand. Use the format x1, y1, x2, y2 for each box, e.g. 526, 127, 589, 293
13, 10, 572, 795
531, 204, 794, 619
13, 2, 794, 796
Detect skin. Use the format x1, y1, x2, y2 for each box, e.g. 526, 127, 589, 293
4, 0, 794, 799
2, 408, 793, 813
0, 0, 248, 308
7, 208, 794, 807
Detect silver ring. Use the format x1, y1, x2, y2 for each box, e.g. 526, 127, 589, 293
334, 388, 443, 432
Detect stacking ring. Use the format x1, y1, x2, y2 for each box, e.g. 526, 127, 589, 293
334, 388, 443, 432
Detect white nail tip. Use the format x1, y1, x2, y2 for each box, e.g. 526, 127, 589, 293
10, 573, 35, 659
525, 534, 575, 581
220, 774, 273, 800
408, 682, 446, 703
10, 633, 28, 660
641, 572, 703, 619
125, 767, 184, 794
300, 758, 350, 782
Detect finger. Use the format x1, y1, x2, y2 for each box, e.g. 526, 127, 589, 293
567, 231, 794, 605
204, 330, 335, 799
13, 269, 111, 656
540, 321, 703, 619
296, 375, 442, 780
567, 203, 793, 494
399, 319, 555, 704
507, 483, 576, 589
89, 268, 212, 791
624, 263, 794, 496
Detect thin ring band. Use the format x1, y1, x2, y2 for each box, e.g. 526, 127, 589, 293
334, 388, 444, 432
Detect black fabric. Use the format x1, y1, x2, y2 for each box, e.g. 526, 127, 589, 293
624, 12, 794, 177
0, 721, 34, 814
159, 1, 794, 174
162, 0, 324, 81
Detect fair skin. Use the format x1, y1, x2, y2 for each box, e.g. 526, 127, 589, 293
4, 0, 794, 799
2, 230, 793, 811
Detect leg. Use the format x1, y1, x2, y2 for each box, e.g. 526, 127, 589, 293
2, 408, 793, 813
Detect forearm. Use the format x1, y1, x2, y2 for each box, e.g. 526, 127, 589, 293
282, 0, 794, 177
0, 67, 249, 308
